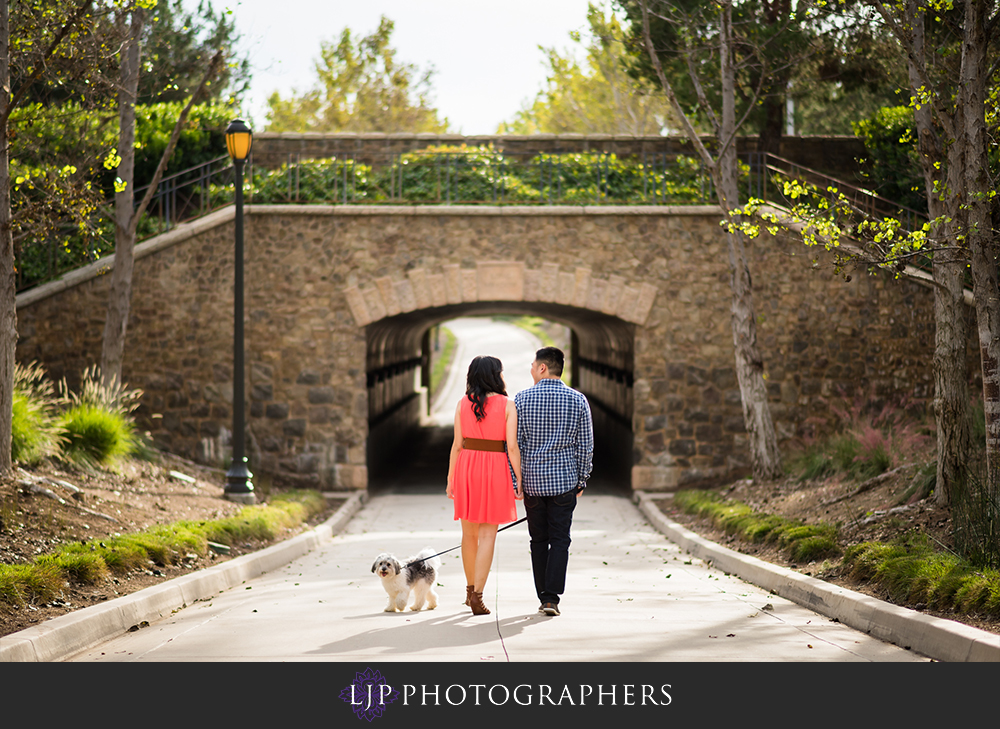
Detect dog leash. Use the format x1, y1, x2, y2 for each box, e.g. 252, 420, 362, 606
403, 517, 527, 568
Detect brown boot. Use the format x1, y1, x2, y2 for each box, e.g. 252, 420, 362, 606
470, 591, 490, 615
465, 585, 473, 606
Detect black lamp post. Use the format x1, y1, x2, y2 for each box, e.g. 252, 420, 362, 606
224, 119, 255, 504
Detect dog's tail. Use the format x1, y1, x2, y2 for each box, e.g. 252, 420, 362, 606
414, 546, 442, 571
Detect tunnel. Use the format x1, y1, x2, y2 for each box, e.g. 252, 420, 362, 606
365, 301, 634, 496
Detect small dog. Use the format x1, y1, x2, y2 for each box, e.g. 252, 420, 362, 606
371, 547, 441, 612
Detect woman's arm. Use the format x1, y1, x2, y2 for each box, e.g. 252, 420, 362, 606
506, 399, 523, 500
446, 401, 463, 499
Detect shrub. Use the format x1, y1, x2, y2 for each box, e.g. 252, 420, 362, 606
56, 366, 143, 466
11, 362, 65, 465
673, 489, 841, 562
788, 390, 932, 483
59, 404, 136, 466
842, 534, 1000, 616
0, 490, 330, 610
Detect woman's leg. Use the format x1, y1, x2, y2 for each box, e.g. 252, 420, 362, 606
473, 523, 499, 592
460, 519, 480, 588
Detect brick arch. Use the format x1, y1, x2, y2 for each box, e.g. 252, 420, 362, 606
342, 261, 659, 329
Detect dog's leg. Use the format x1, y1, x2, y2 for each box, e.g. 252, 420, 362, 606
385, 597, 396, 612
410, 583, 427, 611
394, 594, 408, 612
426, 585, 438, 610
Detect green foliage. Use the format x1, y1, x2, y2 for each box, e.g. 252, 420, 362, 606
11, 363, 65, 465
853, 106, 926, 213
253, 158, 375, 204
266, 16, 449, 133
430, 326, 457, 395
58, 403, 137, 466
673, 489, 841, 562
55, 366, 144, 466
519, 151, 708, 204
499, 3, 677, 135
132, 101, 235, 187
0, 490, 330, 610
843, 534, 1000, 617
950, 464, 1000, 569
786, 394, 931, 483
138, 0, 251, 106
0, 562, 63, 608
247, 146, 711, 206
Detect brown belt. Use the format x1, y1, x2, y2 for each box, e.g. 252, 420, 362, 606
463, 438, 506, 452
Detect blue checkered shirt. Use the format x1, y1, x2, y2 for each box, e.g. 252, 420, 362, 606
514, 378, 594, 496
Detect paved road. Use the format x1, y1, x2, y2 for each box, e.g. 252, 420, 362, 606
430, 317, 541, 427
62, 494, 926, 662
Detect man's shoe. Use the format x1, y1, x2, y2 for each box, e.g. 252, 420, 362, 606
541, 602, 560, 616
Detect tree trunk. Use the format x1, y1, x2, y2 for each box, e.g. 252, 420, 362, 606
0, 2, 14, 475
905, 1, 973, 505
719, 1, 782, 480
100, 9, 144, 389
757, 89, 786, 157
962, 0, 1000, 488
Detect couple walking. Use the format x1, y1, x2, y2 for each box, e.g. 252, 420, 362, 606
446, 347, 594, 617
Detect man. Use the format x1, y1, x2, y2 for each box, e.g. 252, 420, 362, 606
514, 346, 594, 616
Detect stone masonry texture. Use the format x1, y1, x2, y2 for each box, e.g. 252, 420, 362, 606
16, 205, 977, 491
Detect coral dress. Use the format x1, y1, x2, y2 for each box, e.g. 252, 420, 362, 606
452, 394, 518, 525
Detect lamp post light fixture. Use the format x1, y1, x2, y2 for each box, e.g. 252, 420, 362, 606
224, 119, 255, 504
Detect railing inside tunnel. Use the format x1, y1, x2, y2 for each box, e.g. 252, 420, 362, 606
576, 357, 635, 489
367, 357, 423, 426
576, 356, 633, 427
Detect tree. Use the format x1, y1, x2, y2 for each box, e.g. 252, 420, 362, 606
265, 16, 448, 133
2, 0, 101, 475
730, 0, 1000, 499
100, 3, 224, 389
792, 15, 907, 135
499, 3, 678, 135
138, 0, 249, 105
620, 0, 785, 481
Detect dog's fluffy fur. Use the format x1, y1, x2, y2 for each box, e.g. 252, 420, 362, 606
371, 547, 441, 612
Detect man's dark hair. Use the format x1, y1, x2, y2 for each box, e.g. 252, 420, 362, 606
535, 347, 564, 377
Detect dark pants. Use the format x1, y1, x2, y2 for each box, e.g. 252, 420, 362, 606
524, 490, 578, 605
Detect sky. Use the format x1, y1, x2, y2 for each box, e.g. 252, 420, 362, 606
216, 0, 599, 134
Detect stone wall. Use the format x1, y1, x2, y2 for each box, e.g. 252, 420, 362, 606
16, 204, 965, 491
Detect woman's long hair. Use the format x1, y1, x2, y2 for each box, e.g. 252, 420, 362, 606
466, 356, 506, 421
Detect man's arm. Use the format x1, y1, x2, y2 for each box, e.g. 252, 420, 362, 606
575, 397, 594, 492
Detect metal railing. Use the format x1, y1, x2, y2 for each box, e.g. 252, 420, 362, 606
741, 152, 958, 286
745, 152, 929, 235
18, 147, 947, 292
256, 148, 716, 207
16, 155, 239, 292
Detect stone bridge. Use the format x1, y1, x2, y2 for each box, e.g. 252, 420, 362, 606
16, 194, 948, 492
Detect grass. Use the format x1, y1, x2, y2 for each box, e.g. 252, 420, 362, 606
58, 403, 137, 466
430, 325, 457, 394
786, 391, 931, 484
11, 362, 65, 465
674, 488, 1000, 619
0, 489, 329, 609
496, 315, 559, 348
674, 489, 840, 563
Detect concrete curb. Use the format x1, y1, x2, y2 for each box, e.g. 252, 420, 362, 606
635, 491, 1000, 663
0, 492, 366, 663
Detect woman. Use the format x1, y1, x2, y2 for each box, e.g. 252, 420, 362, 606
446, 355, 522, 615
